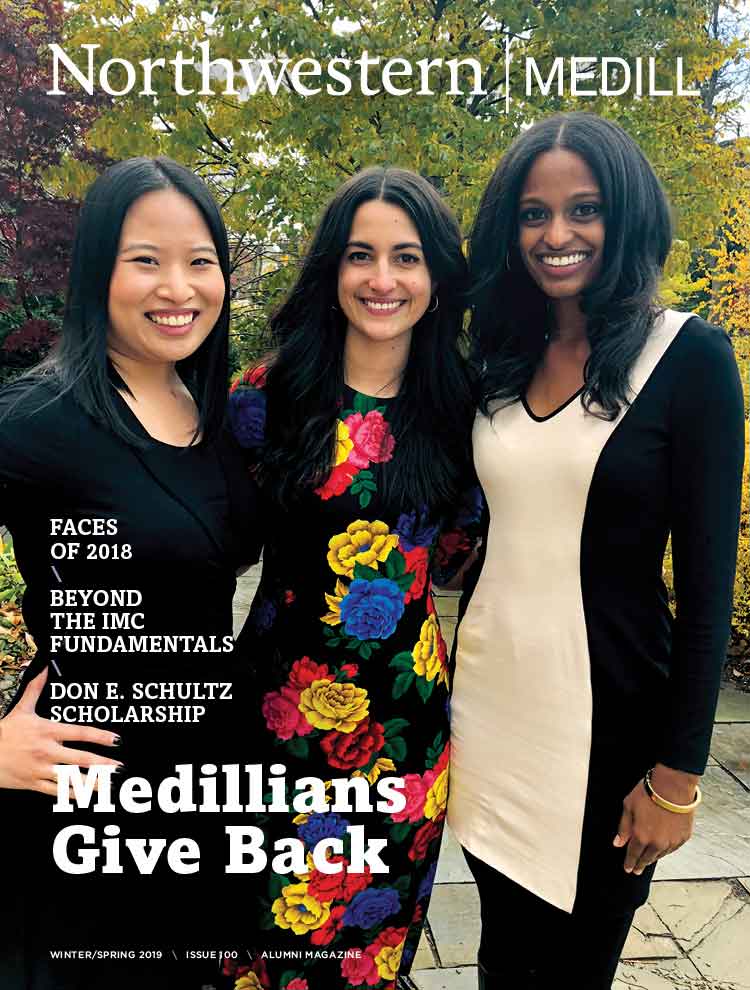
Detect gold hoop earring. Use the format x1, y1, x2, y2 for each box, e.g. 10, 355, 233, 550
427, 295, 439, 314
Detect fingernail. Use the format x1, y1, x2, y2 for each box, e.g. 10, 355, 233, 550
634, 870, 643, 875
113, 765, 124, 774
112, 735, 122, 746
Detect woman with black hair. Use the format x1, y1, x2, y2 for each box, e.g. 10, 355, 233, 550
227, 166, 480, 988
449, 112, 745, 989
0, 157, 260, 988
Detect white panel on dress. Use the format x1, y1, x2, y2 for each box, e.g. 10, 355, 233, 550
448, 310, 693, 912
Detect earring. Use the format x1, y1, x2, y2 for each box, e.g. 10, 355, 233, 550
427, 295, 439, 313
331, 302, 339, 311
505, 251, 512, 271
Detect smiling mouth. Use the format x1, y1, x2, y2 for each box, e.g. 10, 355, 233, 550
537, 251, 592, 268
146, 311, 199, 327
358, 298, 406, 313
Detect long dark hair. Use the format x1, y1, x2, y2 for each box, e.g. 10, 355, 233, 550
469, 112, 673, 418
262, 166, 473, 512
4, 157, 231, 444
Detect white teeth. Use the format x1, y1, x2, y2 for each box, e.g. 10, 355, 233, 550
540, 253, 589, 267
362, 300, 402, 311
149, 313, 195, 326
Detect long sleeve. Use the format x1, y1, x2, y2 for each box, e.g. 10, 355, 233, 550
658, 323, 745, 774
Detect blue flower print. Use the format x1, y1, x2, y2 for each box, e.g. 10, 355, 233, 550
339, 578, 405, 640
343, 887, 401, 928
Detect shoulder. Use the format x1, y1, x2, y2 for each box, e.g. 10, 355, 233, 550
228, 365, 268, 450
648, 312, 739, 390
0, 378, 71, 442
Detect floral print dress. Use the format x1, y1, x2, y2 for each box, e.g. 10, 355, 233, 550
226, 372, 481, 990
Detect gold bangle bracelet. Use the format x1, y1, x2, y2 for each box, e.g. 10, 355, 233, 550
643, 768, 702, 814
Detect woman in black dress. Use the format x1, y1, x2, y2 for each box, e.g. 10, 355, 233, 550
0, 157, 260, 988
226, 167, 480, 989
450, 112, 745, 989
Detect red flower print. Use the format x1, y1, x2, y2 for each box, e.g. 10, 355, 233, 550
403, 546, 429, 604
409, 819, 441, 862
286, 980, 309, 990
341, 949, 379, 986
389, 773, 429, 824
433, 740, 450, 776
315, 461, 358, 500
340, 663, 359, 678
262, 686, 314, 740
284, 590, 296, 605
436, 529, 470, 571
310, 904, 346, 946
288, 657, 331, 692
320, 719, 385, 769
308, 857, 372, 906
369, 925, 408, 952
344, 411, 396, 468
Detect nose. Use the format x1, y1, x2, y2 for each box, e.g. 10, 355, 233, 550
543, 213, 573, 251
156, 264, 195, 304
368, 260, 397, 295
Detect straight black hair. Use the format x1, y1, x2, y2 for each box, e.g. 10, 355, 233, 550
261, 166, 474, 512
4, 157, 231, 444
469, 112, 673, 418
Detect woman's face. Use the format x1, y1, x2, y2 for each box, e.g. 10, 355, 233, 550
337, 199, 433, 347
107, 188, 225, 367
517, 148, 604, 300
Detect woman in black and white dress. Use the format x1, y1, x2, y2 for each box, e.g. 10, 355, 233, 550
450, 112, 744, 989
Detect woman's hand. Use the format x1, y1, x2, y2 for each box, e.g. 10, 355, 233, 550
0, 667, 122, 798
613, 763, 699, 875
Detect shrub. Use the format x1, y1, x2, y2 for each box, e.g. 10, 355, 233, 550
0, 535, 35, 717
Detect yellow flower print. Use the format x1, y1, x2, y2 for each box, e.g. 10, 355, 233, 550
375, 939, 405, 981
271, 882, 331, 934
235, 976, 263, 990
327, 520, 399, 577
334, 420, 354, 466
321, 578, 348, 626
353, 757, 397, 784
424, 767, 449, 820
298, 679, 369, 732
412, 613, 448, 685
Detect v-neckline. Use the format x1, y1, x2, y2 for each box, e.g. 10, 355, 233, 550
521, 386, 584, 422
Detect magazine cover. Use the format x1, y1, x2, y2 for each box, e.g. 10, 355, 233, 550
0, 1, 748, 988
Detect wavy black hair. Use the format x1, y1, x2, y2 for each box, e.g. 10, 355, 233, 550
261, 166, 473, 512
3, 157, 231, 444
469, 112, 673, 418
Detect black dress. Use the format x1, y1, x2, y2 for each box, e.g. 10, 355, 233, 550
225, 377, 482, 989
0, 381, 261, 989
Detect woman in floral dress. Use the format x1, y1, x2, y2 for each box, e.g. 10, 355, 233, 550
227, 167, 481, 990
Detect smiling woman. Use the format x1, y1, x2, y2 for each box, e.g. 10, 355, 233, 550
0, 158, 261, 988
450, 112, 745, 990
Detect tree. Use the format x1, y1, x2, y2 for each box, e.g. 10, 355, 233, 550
0, 0, 106, 376
24, 1, 750, 362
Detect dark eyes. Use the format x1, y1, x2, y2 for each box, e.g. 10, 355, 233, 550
519, 203, 602, 224
128, 256, 215, 266
346, 251, 421, 264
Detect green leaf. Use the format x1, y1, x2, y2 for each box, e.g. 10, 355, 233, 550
280, 971, 302, 989
359, 490, 372, 508
383, 550, 406, 579
393, 874, 411, 893
353, 393, 378, 414
285, 736, 310, 758
392, 670, 415, 699
268, 872, 291, 900
383, 717, 410, 737
415, 675, 436, 703
395, 573, 415, 593
389, 651, 415, 671
390, 821, 412, 844
383, 735, 407, 761
353, 563, 380, 582
358, 642, 372, 659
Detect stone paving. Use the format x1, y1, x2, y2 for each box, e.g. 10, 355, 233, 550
234, 571, 750, 989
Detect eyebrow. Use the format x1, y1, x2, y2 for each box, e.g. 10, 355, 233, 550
120, 242, 218, 254
519, 190, 601, 204
345, 240, 423, 251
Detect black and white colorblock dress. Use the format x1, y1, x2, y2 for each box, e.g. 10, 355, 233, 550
449, 311, 745, 914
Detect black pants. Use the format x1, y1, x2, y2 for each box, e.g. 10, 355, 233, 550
463, 848, 635, 990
